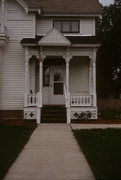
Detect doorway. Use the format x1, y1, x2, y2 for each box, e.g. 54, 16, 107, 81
43, 65, 65, 105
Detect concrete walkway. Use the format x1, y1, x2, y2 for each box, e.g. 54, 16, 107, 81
4, 124, 95, 180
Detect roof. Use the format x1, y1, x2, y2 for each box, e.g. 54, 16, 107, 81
21, 36, 100, 46
24, 0, 102, 14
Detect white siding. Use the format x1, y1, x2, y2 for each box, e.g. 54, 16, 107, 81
1, 42, 25, 110
0, 0, 36, 110
69, 57, 89, 94
80, 18, 95, 36
0, 1, 1, 22
37, 17, 95, 36
0, 50, 2, 109
6, 0, 35, 40
37, 17, 53, 35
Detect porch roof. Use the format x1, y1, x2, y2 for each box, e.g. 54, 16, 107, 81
21, 36, 100, 46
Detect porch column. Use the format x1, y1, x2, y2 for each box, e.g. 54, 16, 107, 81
0, 49, 2, 108
24, 47, 30, 107
36, 58, 43, 124
1, 0, 5, 33
65, 56, 71, 124
38, 58, 43, 108
90, 50, 97, 107
66, 58, 70, 93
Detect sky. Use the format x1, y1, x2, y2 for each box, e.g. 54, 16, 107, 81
99, 0, 114, 6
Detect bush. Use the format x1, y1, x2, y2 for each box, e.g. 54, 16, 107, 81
98, 108, 121, 120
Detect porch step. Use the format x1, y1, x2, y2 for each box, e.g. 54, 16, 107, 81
41, 105, 66, 123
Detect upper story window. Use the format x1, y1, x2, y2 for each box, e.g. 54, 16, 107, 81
53, 20, 79, 33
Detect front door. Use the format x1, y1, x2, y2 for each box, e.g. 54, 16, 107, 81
50, 66, 65, 104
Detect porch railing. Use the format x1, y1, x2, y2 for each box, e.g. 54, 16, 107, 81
25, 92, 93, 107
24, 92, 43, 107
70, 95, 93, 106
28, 94, 38, 106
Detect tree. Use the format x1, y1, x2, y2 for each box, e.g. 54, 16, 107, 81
97, 0, 121, 98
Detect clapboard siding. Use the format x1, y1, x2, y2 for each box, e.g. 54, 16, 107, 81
6, 0, 35, 40
0, 50, 2, 109
1, 42, 25, 110
0, 1, 1, 21
7, 20, 34, 39
37, 17, 53, 35
80, 19, 95, 35
37, 17, 95, 35
69, 57, 89, 94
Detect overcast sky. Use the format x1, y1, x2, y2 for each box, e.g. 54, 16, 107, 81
99, 0, 114, 6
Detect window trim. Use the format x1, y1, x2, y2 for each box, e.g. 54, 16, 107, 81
53, 20, 80, 33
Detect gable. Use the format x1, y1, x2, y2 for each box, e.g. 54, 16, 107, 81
38, 28, 71, 46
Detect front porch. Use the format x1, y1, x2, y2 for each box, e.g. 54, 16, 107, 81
23, 48, 97, 123
22, 28, 98, 123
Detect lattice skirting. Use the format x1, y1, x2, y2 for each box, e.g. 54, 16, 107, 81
71, 107, 98, 120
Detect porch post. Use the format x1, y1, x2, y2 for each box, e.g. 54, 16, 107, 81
1, 0, 5, 33
90, 50, 97, 107
36, 58, 43, 124
24, 47, 30, 107
66, 58, 70, 93
0, 49, 2, 108
38, 59, 43, 107
38, 57, 43, 108
65, 56, 71, 124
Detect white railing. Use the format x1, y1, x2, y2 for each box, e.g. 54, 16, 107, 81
71, 95, 93, 106
24, 92, 43, 107
27, 94, 38, 107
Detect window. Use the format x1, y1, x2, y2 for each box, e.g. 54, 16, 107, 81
53, 20, 79, 33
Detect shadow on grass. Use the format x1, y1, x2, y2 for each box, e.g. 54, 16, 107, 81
73, 128, 121, 180
0, 125, 37, 180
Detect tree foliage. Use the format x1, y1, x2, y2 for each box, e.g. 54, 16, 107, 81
97, 0, 121, 98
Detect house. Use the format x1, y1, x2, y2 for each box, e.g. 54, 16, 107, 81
0, 0, 102, 123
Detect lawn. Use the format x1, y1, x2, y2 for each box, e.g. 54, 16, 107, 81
73, 128, 121, 180
0, 126, 37, 180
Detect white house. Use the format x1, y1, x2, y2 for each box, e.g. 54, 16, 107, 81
0, 0, 102, 123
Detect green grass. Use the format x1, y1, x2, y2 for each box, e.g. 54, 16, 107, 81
73, 128, 121, 180
0, 126, 37, 180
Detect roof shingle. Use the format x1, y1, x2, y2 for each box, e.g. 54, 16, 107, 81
24, 0, 102, 14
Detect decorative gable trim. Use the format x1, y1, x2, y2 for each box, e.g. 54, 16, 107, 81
16, 0, 41, 14
38, 28, 71, 46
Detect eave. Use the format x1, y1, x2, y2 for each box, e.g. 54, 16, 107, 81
21, 36, 100, 48
16, 0, 41, 14
41, 13, 102, 18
